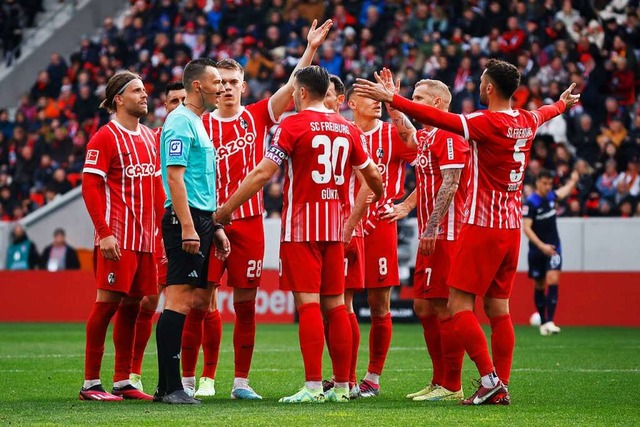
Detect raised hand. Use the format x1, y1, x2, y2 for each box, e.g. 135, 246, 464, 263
307, 19, 333, 49
560, 83, 580, 109
377, 68, 400, 95
353, 77, 395, 103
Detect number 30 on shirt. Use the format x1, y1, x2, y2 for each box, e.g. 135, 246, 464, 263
311, 135, 349, 185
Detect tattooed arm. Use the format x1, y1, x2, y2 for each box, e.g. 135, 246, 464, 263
419, 167, 462, 256
377, 68, 417, 148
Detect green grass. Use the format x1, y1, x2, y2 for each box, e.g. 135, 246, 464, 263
0, 323, 638, 426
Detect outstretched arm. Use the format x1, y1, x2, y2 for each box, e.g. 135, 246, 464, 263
354, 76, 466, 136
555, 170, 579, 200
269, 19, 333, 119
377, 69, 417, 148
419, 168, 462, 256
215, 158, 279, 224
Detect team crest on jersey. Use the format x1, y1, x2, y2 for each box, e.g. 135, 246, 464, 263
107, 272, 116, 285
376, 148, 384, 159
239, 118, 248, 130
169, 139, 183, 156
549, 201, 555, 208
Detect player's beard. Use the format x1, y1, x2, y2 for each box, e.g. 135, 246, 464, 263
479, 91, 488, 107
126, 103, 148, 119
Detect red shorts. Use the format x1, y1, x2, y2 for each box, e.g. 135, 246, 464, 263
208, 215, 264, 288
414, 239, 457, 299
93, 248, 157, 298
279, 241, 345, 295
448, 224, 520, 299
344, 236, 365, 291
156, 258, 167, 286
364, 220, 399, 288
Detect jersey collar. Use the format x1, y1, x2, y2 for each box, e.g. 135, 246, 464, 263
212, 106, 246, 122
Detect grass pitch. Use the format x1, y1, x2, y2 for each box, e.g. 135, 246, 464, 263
0, 323, 638, 426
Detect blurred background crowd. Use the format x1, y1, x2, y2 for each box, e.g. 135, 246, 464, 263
1, 0, 639, 223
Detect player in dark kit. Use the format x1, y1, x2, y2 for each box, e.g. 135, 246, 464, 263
523, 169, 578, 336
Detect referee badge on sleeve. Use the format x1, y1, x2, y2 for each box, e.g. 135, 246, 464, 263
169, 139, 183, 156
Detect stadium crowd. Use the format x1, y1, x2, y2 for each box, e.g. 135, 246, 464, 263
1, 0, 640, 222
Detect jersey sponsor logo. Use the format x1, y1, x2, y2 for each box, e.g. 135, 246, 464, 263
85, 149, 99, 165
447, 138, 454, 160
265, 145, 287, 166
125, 163, 156, 178
169, 139, 183, 156
216, 133, 256, 160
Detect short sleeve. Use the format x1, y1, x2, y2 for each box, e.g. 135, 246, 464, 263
250, 98, 279, 126
459, 111, 491, 142
433, 131, 468, 170
265, 121, 293, 166
350, 128, 371, 170
161, 114, 193, 167
523, 198, 536, 220
83, 129, 112, 178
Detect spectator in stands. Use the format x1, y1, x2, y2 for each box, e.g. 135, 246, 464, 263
30, 71, 58, 101
614, 157, 640, 205
5, 223, 39, 270
39, 228, 80, 271
596, 159, 620, 204
49, 169, 72, 196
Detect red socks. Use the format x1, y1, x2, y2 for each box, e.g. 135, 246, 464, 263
297, 303, 324, 382
233, 301, 256, 378
201, 309, 222, 379
348, 312, 360, 384
84, 301, 119, 380
490, 314, 515, 385
453, 310, 494, 377
419, 315, 444, 386
327, 305, 352, 383
440, 316, 464, 391
112, 302, 140, 382
368, 312, 392, 375
131, 306, 155, 375
181, 308, 207, 378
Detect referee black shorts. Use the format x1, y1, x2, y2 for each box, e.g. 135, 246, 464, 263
162, 205, 214, 288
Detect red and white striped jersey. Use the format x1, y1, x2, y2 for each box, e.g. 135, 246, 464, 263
362, 121, 416, 232
266, 107, 371, 242
83, 120, 160, 252
153, 127, 164, 259
414, 127, 469, 239
459, 108, 543, 229
203, 98, 278, 220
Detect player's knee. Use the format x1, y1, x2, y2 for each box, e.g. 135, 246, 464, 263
141, 295, 158, 311
483, 298, 509, 318
413, 299, 432, 317
368, 294, 390, 317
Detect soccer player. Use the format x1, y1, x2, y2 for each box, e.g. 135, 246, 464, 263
180, 18, 333, 400
130, 81, 186, 392
215, 66, 383, 403
379, 74, 468, 402
354, 59, 580, 404
345, 84, 416, 398
523, 169, 578, 336
323, 74, 371, 399
79, 71, 164, 401
156, 58, 229, 404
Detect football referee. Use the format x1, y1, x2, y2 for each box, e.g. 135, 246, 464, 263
156, 58, 230, 404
